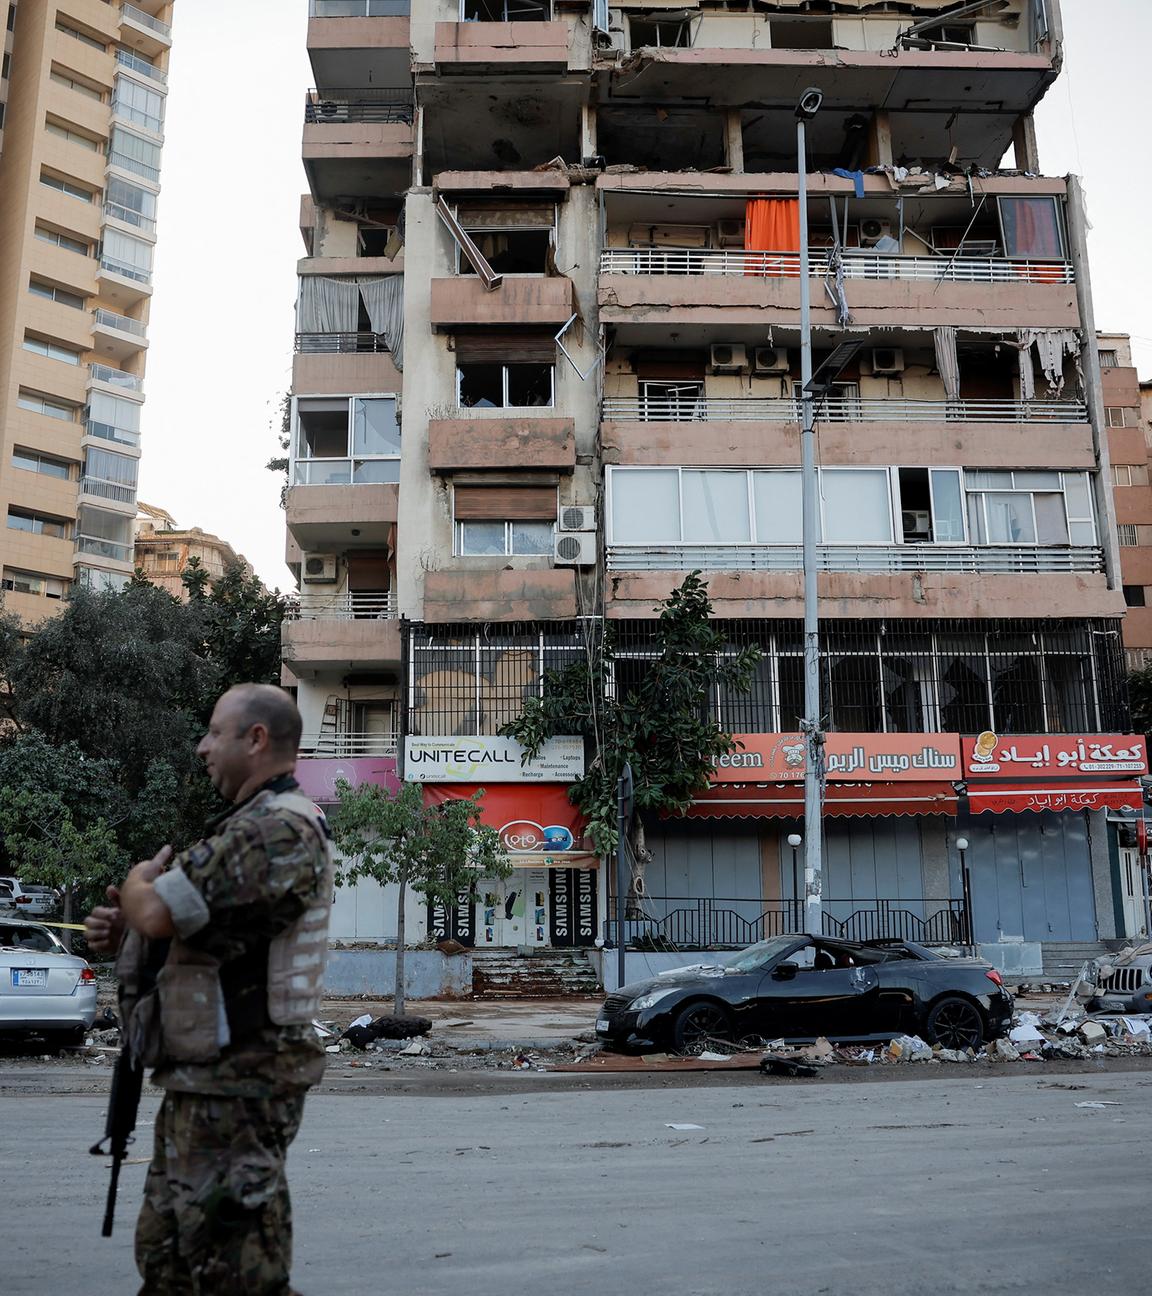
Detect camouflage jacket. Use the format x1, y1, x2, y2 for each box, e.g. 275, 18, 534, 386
149, 774, 329, 1098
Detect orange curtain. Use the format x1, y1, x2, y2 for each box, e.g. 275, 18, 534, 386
745, 198, 801, 277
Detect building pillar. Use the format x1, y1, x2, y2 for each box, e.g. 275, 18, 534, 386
1088, 809, 1118, 940
1012, 111, 1040, 172
581, 103, 597, 161
868, 109, 893, 169
725, 109, 744, 174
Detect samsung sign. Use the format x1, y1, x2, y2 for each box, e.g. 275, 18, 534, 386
404, 735, 584, 783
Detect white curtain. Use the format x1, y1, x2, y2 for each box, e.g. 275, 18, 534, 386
297, 276, 360, 333
359, 276, 405, 371
1017, 328, 1080, 398
933, 326, 960, 402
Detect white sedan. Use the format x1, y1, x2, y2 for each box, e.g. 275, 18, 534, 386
0, 920, 99, 1043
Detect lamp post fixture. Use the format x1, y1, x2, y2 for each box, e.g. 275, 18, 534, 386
956, 836, 973, 947
796, 86, 824, 937
787, 833, 803, 932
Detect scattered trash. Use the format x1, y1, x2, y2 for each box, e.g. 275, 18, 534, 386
399, 1040, 432, 1057
886, 1035, 934, 1062
665, 1123, 705, 1131
1009, 1024, 1045, 1045
698, 1050, 732, 1062
348, 1014, 372, 1031
990, 1039, 1020, 1062
761, 1055, 818, 1079
1074, 1101, 1121, 1109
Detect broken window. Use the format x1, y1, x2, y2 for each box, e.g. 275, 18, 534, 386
294, 396, 401, 485
462, 0, 550, 20
457, 363, 554, 408
454, 484, 556, 556
629, 18, 691, 49
458, 229, 552, 276
769, 19, 834, 50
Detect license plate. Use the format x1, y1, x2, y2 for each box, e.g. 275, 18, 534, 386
12, 969, 47, 988
596, 1018, 610, 1032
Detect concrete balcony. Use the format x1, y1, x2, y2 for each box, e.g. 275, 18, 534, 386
307, 8, 411, 91
422, 567, 576, 623
281, 615, 401, 675
285, 482, 397, 549
434, 21, 571, 74
606, 564, 1124, 623
598, 249, 1079, 331
292, 348, 402, 396
91, 308, 148, 367
427, 417, 575, 473
302, 91, 414, 202
429, 276, 572, 330
120, 3, 173, 57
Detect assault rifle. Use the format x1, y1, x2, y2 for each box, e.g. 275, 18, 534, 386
90, 1045, 144, 1237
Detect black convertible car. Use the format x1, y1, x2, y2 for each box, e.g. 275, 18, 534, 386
595, 935, 1013, 1054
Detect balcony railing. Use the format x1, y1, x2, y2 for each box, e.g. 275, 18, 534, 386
305, 88, 415, 125
603, 896, 971, 950
76, 536, 133, 563
85, 419, 140, 448
116, 48, 167, 85
293, 457, 399, 485
607, 544, 1105, 576
94, 308, 147, 338
79, 476, 137, 505
104, 201, 157, 236
309, 0, 410, 13
288, 592, 398, 621
299, 732, 398, 757
121, 4, 172, 38
599, 247, 1075, 285
602, 397, 1089, 424
294, 331, 390, 354
89, 363, 142, 392
99, 254, 152, 285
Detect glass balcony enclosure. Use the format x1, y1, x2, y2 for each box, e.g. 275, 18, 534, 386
292, 395, 401, 485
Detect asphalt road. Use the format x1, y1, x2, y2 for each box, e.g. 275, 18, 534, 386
4, 1071, 1148, 1296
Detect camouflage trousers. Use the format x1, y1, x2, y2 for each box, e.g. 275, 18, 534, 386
135, 1089, 307, 1296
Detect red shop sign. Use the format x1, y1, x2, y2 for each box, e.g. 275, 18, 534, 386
961, 733, 1148, 779
715, 733, 962, 784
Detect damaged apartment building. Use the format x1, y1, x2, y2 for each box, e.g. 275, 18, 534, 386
282, 0, 1146, 981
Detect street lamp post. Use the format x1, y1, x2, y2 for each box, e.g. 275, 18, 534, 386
956, 835, 973, 947
796, 87, 824, 937
787, 833, 802, 932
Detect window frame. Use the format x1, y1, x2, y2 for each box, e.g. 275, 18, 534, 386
291, 393, 402, 486
7, 508, 70, 539
35, 223, 90, 255
29, 277, 86, 309
39, 169, 96, 203
17, 389, 79, 422
456, 362, 555, 410
12, 447, 72, 480
454, 518, 557, 558
22, 333, 83, 365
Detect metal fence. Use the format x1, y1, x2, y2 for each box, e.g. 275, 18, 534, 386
288, 592, 397, 621
294, 331, 390, 354
305, 88, 415, 125
602, 896, 972, 950
602, 397, 1089, 424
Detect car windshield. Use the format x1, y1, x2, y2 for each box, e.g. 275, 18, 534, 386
718, 936, 807, 973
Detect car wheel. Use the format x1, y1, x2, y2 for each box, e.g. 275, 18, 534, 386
671, 1001, 733, 1055
924, 996, 985, 1051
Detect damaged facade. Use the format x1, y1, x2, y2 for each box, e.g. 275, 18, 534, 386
284, 0, 1145, 980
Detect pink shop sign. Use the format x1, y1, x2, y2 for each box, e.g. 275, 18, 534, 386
295, 757, 400, 804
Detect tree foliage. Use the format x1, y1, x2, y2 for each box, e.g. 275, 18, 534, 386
329, 781, 510, 1013
500, 573, 762, 882
1127, 666, 1152, 744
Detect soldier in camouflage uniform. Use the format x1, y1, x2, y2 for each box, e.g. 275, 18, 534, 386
85, 684, 332, 1296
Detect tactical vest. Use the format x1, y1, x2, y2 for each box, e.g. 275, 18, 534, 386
121, 790, 333, 1067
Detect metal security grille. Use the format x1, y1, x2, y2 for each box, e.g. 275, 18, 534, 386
407, 618, 1128, 738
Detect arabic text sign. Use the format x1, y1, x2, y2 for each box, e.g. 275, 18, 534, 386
405, 735, 584, 783
714, 734, 963, 783
962, 734, 1148, 778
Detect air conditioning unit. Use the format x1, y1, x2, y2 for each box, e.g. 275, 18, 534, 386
860, 217, 893, 246
302, 552, 338, 584
901, 510, 931, 538
554, 531, 596, 566
600, 29, 627, 51
871, 346, 905, 375
710, 343, 748, 373
716, 219, 746, 247
753, 346, 790, 374
608, 8, 625, 30
559, 505, 596, 533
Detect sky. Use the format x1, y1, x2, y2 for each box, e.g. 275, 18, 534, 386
138, 0, 1152, 590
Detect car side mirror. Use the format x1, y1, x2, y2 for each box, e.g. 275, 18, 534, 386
773, 963, 798, 981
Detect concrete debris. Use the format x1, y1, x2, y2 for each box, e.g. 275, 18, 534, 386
886, 1035, 934, 1062
1077, 1022, 1108, 1046
989, 1039, 1020, 1062
1009, 1024, 1045, 1045
399, 1040, 432, 1057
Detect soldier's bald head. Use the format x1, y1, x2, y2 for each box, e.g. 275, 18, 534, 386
220, 684, 303, 756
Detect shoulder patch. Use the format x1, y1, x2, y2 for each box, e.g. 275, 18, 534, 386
185, 841, 216, 872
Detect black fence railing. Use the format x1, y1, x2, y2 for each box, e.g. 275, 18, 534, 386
305, 88, 415, 126
602, 896, 972, 951
295, 331, 391, 354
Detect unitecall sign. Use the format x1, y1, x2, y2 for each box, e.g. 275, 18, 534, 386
404, 735, 584, 783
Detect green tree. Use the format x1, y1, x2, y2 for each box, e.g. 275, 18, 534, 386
500, 572, 761, 908
329, 782, 511, 1014
1128, 665, 1152, 745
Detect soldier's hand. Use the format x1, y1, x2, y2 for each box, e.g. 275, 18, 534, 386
130, 845, 174, 883
85, 885, 124, 954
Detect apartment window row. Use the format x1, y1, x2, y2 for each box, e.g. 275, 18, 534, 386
1106, 407, 1135, 428
7, 508, 70, 540
50, 68, 104, 102
101, 227, 154, 282
2, 569, 70, 601
1117, 524, 1152, 548
1112, 463, 1149, 488
87, 390, 142, 447
46, 116, 101, 151
30, 277, 86, 309
457, 362, 554, 410
83, 446, 139, 503
13, 447, 72, 480
607, 467, 1098, 548
18, 389, 78, 421
40, 168, 96, 203
76, 506, 133, 562
23, 333, 83, 365
453, 486, 556, 557
77, 567, 130, 593
55, 18, 106, 53
35, 223, 90, 255
106, 175, 158, 232
108, 125, 162, 183
112, 75, 165, 134
293, 395, 401, 485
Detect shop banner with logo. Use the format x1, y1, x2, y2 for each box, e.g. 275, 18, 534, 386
961, 733, 1148, 778
405, 735, 584, 783
422, 783, 596, 864
714, 734, 963, 783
